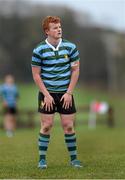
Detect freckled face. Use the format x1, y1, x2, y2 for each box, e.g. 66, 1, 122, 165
46, 23, 62, 39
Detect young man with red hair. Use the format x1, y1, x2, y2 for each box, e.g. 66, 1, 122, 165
31, 16, 82, 169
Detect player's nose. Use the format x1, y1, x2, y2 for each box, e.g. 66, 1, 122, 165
58, 28, 62, 33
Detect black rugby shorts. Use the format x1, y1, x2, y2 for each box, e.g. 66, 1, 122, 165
38, 92, 76, 114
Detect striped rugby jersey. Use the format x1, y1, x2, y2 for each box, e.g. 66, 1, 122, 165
31, 38, 80, 92
0, 84, 19, 108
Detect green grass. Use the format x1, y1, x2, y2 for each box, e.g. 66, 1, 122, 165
0, 125, 125, 179
17, 83, 38, 109
0, 83, 125, 178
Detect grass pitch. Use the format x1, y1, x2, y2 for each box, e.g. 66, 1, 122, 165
0, 124, 125, 179
0, 83, 125, 178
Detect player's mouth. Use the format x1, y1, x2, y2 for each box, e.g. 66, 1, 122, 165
58, 32, 62, 35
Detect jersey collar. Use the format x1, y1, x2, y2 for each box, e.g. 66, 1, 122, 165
45, 38, 62, 51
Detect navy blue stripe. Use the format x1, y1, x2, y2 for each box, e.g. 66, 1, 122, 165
39, 146, 48, 151
68, 146, 76, 151
65, 138, 76, 143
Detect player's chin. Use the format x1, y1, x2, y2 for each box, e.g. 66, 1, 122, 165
57, 34, 62, 38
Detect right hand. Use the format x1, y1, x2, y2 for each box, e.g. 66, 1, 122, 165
44, 94, 55, 112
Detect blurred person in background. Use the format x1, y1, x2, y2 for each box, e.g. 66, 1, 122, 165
0, 74, 19, 137
31, 16, 82, 169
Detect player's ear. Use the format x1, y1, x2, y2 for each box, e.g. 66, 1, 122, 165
45, 29, 49, 36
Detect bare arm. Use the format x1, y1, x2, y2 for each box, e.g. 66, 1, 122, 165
67, 60, 80, 94
32, 66, 50, 97
32, 66, 55, 111
60, 61, 80, 109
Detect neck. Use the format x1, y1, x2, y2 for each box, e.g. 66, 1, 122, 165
47, 37, 61, 46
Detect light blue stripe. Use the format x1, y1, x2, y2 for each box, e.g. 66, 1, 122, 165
44, 79, 70, 86
65, 135, 76, 140
67, 142, 76, 147
59, 49, 69, 55
42, 73, 55, 78
35, 44, 49, 52
70, 150, 77, 156
42, 58, 69, 65
39, 136, 49, 141
42, 64, 70, 72
38, 142, 49, 146
71, 51, 79, 58
42, 51, 55, 57
32, 56, 41, 63
39, 151, 46, 155
62, 42, 76, 49
58, 70, 71, 77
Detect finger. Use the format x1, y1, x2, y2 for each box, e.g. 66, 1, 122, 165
71, 96, 73, 106
62, 101, 66, 108
63, 102, 66, 109
48, 104, 50, 112
64, 103, 67, 109
64, 102, 68, 109
70, 100, 72, 107
65, 102, 69, 109
45, 103, 47, 111
60, 96, 64, 102
64, 102, 67, 109
67, 103, 70, 109
52, 99, 55, 104
50, 102, 53, 110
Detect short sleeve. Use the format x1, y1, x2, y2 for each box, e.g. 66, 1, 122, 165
70, 44, 80, 64
31, 49, 42, 67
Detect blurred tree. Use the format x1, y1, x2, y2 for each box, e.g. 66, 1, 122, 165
77, 27, 107, 86
0, 0, 125, 91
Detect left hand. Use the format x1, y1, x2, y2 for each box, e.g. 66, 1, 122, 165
60, 93, 72, 109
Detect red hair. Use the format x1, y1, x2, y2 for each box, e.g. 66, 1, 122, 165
42, 16, 61, 33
